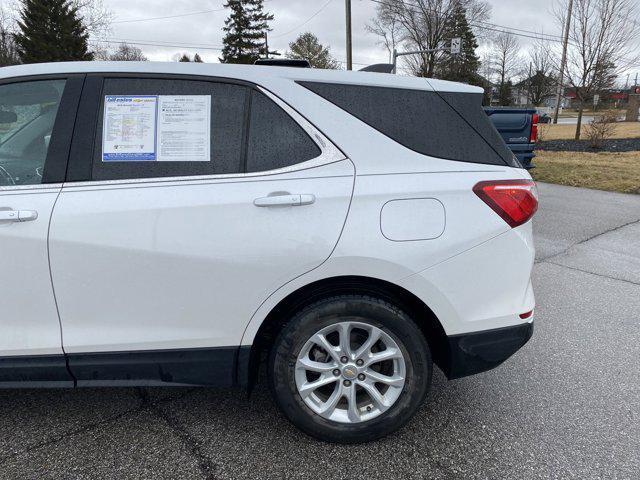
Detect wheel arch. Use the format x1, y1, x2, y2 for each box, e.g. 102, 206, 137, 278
239, 275, 450, 391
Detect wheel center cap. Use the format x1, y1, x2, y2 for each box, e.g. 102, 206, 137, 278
342, 365, 358, 380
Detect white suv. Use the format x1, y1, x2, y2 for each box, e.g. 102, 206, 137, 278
0, 62, 536, 443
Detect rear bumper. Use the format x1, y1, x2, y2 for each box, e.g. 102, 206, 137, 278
444, 321, 533, 379
508, 143, 536, 169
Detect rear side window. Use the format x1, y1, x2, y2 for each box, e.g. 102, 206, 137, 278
92, 78, 247, 181
246, 90, 321, 172
299, 82, 518, 167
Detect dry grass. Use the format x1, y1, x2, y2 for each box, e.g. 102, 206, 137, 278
557, 108, 625, 118
538, 122, 640, 141
531, 150, 640, 194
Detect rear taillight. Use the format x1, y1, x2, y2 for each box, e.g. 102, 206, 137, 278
520, 310, 534, 319
473, 180, 538, 228
530, 114, 539, 143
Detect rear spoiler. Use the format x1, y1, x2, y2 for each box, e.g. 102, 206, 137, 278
359, 64, 394, 74
254, 59, 311, 68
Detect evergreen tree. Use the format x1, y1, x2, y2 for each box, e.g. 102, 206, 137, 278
436, 2, 480, 85
498, 80, 513, 106
287, 32, 340, 69
526, 70, 555, 106
219, 0, 273, 64
178, 53, 191, 62
193, 53, 204, 63
14, 0, 92, 63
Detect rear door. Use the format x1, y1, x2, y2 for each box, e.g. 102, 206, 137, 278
0, 75, 81, 385
49, 75, 353, 385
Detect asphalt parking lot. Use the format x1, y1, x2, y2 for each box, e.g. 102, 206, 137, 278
1, 182, 638, 479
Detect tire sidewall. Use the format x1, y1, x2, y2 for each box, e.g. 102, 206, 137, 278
269, 296, 432, 443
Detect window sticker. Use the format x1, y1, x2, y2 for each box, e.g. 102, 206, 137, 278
157, 95, 211, 162
102, 95, 211, 162
102, 96, 157, 161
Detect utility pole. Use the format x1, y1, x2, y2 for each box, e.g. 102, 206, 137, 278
261, 31, 280, 60
392, 39, 461, 74
552, 0, 573, 124
345, 0, 352, 70
528, 62, 532, 107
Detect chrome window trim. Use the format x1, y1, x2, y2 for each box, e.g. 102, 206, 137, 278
63, 85, 346, 189
0, 183, 63, 193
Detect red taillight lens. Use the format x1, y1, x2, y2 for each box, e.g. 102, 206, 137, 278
473, 180, 538, 228
530, 114, 539, 143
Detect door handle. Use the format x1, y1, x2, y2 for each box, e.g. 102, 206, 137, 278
254, 194, 316, 207
0, 210, 38, 222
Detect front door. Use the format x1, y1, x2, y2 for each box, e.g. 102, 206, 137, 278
0, 76, 81, 385
48, 76, 353, 386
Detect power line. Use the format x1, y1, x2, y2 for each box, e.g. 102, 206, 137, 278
368, 0, 567, 45
270, 0, 335, 39
112, 8, 226, 24
111, 0, 275, 24
97, 37, 224, 48
374, 0, 640, 69
468, 22, 565, 43
472, 20, 565, 42
92, 38, 375, 66
93, 39, 225, 52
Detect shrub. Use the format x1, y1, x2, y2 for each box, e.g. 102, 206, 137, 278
537, 123, 550, 142
585, 112, 618, 149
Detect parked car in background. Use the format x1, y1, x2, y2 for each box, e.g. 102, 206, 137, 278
538, 112, 552, 123
485, 108, 539, 169
0, 62, 537, 443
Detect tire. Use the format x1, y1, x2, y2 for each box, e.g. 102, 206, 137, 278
269, 295, 432, 443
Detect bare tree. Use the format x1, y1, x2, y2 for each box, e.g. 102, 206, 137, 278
71, 0, 113, 56
526, 39, 556, 105
488, 32, 522, 105
366, 6, 402, 63
105, 43, 147, 61
491, 32, 521, 86
370, 0, 490, 77
555, 0, 640, 139
478, 51, 494, 103
72, 0, 112, 38
0, 5, 19, 66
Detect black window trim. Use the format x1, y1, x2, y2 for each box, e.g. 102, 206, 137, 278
297, 80, 516, 168
0, 73, 85, 187
65, 72, 344, 186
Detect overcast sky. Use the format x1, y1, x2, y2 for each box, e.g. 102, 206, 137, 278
101, 0, 560, 65
5, 0, 639, 80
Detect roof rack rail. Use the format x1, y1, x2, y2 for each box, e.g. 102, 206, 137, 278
254, 59, 311, 68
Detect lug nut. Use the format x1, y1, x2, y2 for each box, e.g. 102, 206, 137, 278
333, 369, 341, 376
358, 373, 366, 381
343, 380, 352, 387
356, 359, 364, 366
340, 356, 349, 364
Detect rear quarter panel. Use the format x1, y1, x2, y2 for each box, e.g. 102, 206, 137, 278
242, 80, 535, 343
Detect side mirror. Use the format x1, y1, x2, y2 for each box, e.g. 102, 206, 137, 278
0, 110, 17, 124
